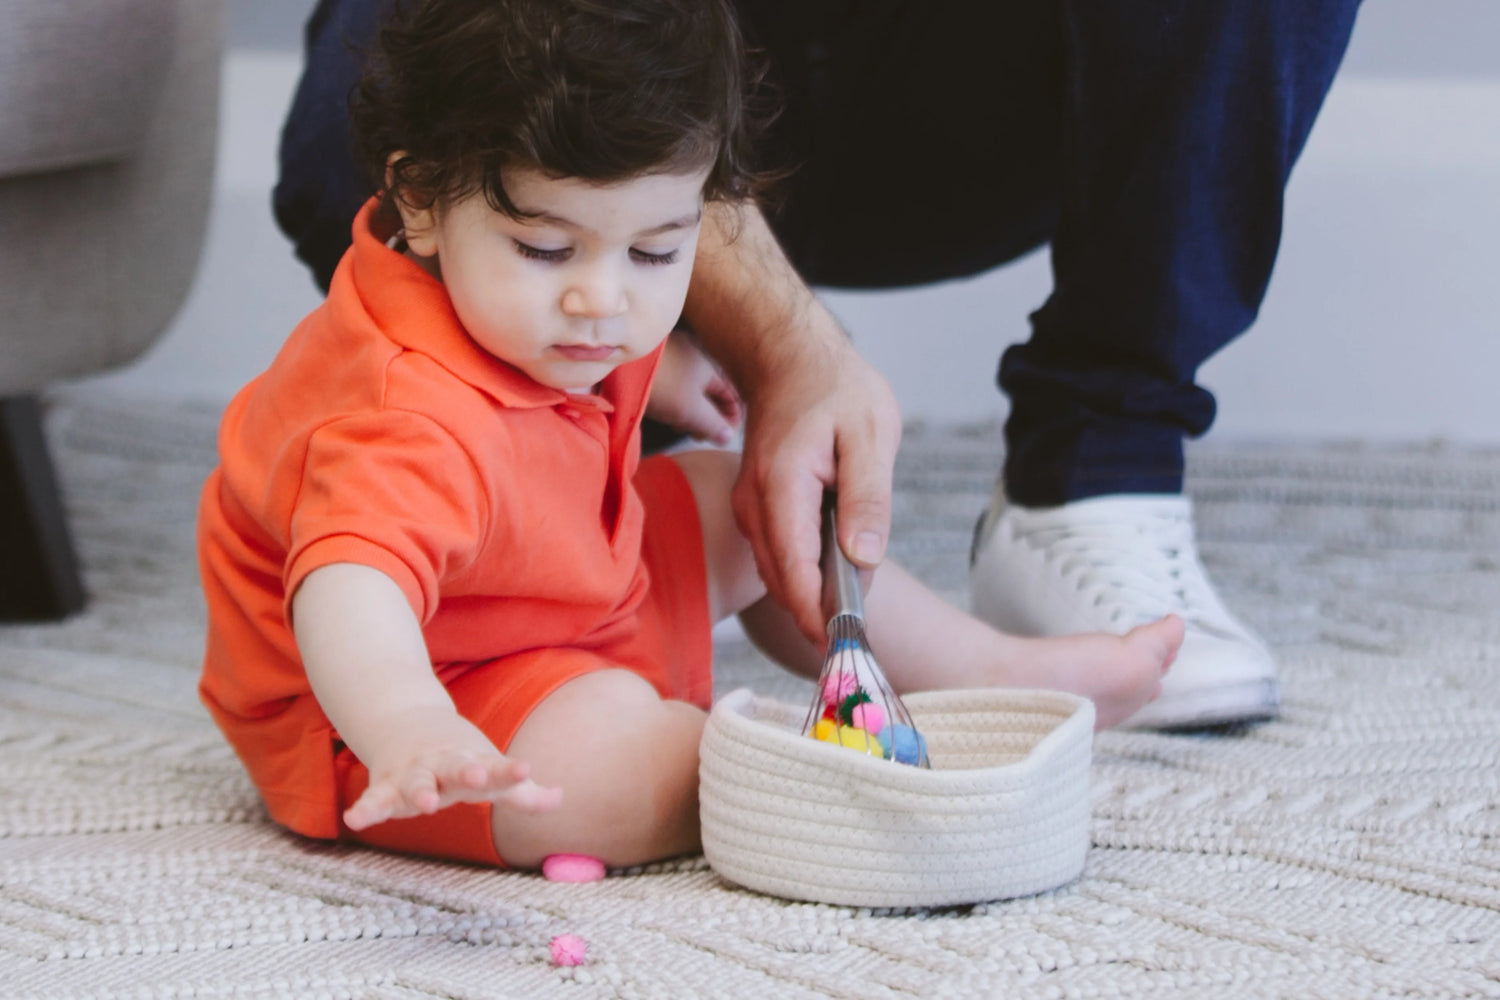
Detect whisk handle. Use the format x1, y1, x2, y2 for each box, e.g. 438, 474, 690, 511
820, 492, 865, 626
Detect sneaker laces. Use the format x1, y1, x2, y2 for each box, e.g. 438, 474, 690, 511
1018, 504, 1240, 636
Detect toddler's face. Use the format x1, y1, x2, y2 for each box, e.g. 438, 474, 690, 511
401, 167, 709, 391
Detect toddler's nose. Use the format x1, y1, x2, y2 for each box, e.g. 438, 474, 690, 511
561, 267, 627, 319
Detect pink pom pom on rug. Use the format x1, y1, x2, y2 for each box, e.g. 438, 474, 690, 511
550, 934, 588, 966
542, 854, 606, 882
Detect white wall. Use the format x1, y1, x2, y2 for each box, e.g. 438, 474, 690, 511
90, 1, 1500, 443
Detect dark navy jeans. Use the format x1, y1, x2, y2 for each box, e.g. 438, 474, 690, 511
273, 0, 394, 295
274, 0, 1363, 503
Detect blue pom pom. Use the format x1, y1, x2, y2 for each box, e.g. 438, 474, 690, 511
876, 723, 927, 766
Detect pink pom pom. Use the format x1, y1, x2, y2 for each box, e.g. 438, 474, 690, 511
822, 672, 858, 708
542, 854, 606, 883
550, 933, 588, 966
850, 701, 885, 734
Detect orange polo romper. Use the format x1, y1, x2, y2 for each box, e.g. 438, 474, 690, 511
197, 198, 714, 865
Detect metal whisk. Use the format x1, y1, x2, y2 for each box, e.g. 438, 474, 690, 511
800, 494, 930, 767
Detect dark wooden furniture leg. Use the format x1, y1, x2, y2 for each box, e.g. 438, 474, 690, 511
0, 395, 85, 620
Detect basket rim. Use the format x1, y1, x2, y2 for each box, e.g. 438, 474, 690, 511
707, 687, 1095, 793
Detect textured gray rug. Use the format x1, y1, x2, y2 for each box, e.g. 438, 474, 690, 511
3, 393, 1500, 999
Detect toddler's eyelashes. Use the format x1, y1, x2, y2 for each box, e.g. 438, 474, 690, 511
513, 241, 571, 263
630, 248, 679, 266
511, 241, 680, 266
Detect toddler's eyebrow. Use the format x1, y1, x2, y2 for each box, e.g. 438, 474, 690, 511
521, 209, 702, 238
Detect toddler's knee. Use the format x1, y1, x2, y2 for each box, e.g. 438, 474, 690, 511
669, 446, 741, 500
495, 680, 706, 868
588, 701, 704, 856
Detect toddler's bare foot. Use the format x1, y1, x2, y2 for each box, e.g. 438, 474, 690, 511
1000, 615, 1184, 729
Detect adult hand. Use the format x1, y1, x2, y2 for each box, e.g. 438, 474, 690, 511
684, 202, 902, 642
734, 329, 901, 642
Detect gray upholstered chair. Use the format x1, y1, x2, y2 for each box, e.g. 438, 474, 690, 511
0, 0, 223, 619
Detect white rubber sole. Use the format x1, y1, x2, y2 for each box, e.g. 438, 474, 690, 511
1124, 676, 1281, 731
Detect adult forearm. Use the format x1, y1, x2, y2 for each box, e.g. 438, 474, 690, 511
681, 200, 903, 641
684, 200, 846, 400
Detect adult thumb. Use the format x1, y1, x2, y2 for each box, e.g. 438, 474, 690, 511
835, 463, 892, 568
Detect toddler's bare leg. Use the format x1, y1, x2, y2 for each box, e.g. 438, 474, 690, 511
494, 669, 706, 869
858, 562, 1183, 729
668, 448, 769, 622
730, 561, 1179, 730
667, 447, 1181, 729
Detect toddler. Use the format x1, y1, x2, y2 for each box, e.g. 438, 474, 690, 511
198, 0, 1182, 871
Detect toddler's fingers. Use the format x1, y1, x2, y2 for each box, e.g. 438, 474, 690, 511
493, 777, 564, 815
344, 783, 401, 831
707, 375, 743, 426
679, 392, 737, 445
440, 753, 522, 791
417, 755, 524, 808
452, 757, 493, 790
440, 755, 560, 813
481, 757, 533, 788
398, 769, 442, 815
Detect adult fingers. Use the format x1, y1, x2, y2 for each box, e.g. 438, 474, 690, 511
734, 451, 828, 642
833, 414, 899, 570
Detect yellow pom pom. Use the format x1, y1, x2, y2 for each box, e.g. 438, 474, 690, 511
812, 719, 883, 757
838, 727, 884, 756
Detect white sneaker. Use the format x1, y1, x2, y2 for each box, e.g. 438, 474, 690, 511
970, 489, 1279, 729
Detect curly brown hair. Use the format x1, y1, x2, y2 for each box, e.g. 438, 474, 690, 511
350, 0, 773, 218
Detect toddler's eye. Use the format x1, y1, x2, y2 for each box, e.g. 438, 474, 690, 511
514, 241, 572, 263
631, 248, 679, 266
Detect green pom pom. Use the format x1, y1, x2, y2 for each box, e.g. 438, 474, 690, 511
837, 689, 873, 725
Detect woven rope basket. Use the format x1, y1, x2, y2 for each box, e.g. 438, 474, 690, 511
699, 687, 1096, 908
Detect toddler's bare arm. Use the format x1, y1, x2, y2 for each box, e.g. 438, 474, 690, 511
291, 563, 562, 830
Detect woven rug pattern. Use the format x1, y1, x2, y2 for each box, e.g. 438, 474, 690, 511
2, 394, 1499, 999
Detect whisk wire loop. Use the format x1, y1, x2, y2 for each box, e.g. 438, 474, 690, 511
801, 495, 930, 768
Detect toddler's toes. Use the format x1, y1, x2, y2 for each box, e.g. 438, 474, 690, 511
1129, 614, 1185, 669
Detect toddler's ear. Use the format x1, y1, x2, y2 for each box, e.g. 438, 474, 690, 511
386, 151, 438, 257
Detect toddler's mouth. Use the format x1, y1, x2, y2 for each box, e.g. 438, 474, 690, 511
552, 344, 618, 362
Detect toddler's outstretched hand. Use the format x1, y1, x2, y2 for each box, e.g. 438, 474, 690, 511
647, 329, 742, 445
344, 706, 563, 831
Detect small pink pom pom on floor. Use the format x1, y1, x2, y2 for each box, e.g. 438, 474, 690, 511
542, 853, 606, 882
850, 701, 885, 734
550, 933, 588, 966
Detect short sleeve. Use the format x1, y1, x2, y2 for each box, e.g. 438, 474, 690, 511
285, 410, 489, 622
